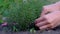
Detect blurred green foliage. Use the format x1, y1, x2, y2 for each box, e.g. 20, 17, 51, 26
0, 0, 59, 32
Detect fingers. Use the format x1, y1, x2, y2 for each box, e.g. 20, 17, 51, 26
35, 17, 46, 24
38, 23, 58, 30
39, 24, 52, 30
35, 18, 52, 30
36, 21, 48, 27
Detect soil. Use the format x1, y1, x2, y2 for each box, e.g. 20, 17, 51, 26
0, 25, 60, 34
0, 30, 60, 34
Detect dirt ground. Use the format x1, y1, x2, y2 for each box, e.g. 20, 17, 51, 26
0, 30, 60, 34
0, 26, 60, 34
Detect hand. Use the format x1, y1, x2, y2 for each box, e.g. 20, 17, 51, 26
35, 2, 60, 24
35, 11, 60, 30
41, 2, 60, 16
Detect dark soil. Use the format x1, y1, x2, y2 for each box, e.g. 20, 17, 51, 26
0, 25, 60, 34
0, 30, 60, 34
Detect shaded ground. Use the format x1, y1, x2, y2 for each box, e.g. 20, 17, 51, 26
0, 30, 60, 34
13, 30, 60, 34
0, 26, 60, 34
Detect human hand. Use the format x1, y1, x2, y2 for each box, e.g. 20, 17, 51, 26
35, 11, 60, 30
41, 2, 60, 16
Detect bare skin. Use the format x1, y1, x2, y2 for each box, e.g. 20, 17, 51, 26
35, 2, 60, 30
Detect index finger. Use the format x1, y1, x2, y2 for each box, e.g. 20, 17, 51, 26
35, 17, 46, 24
